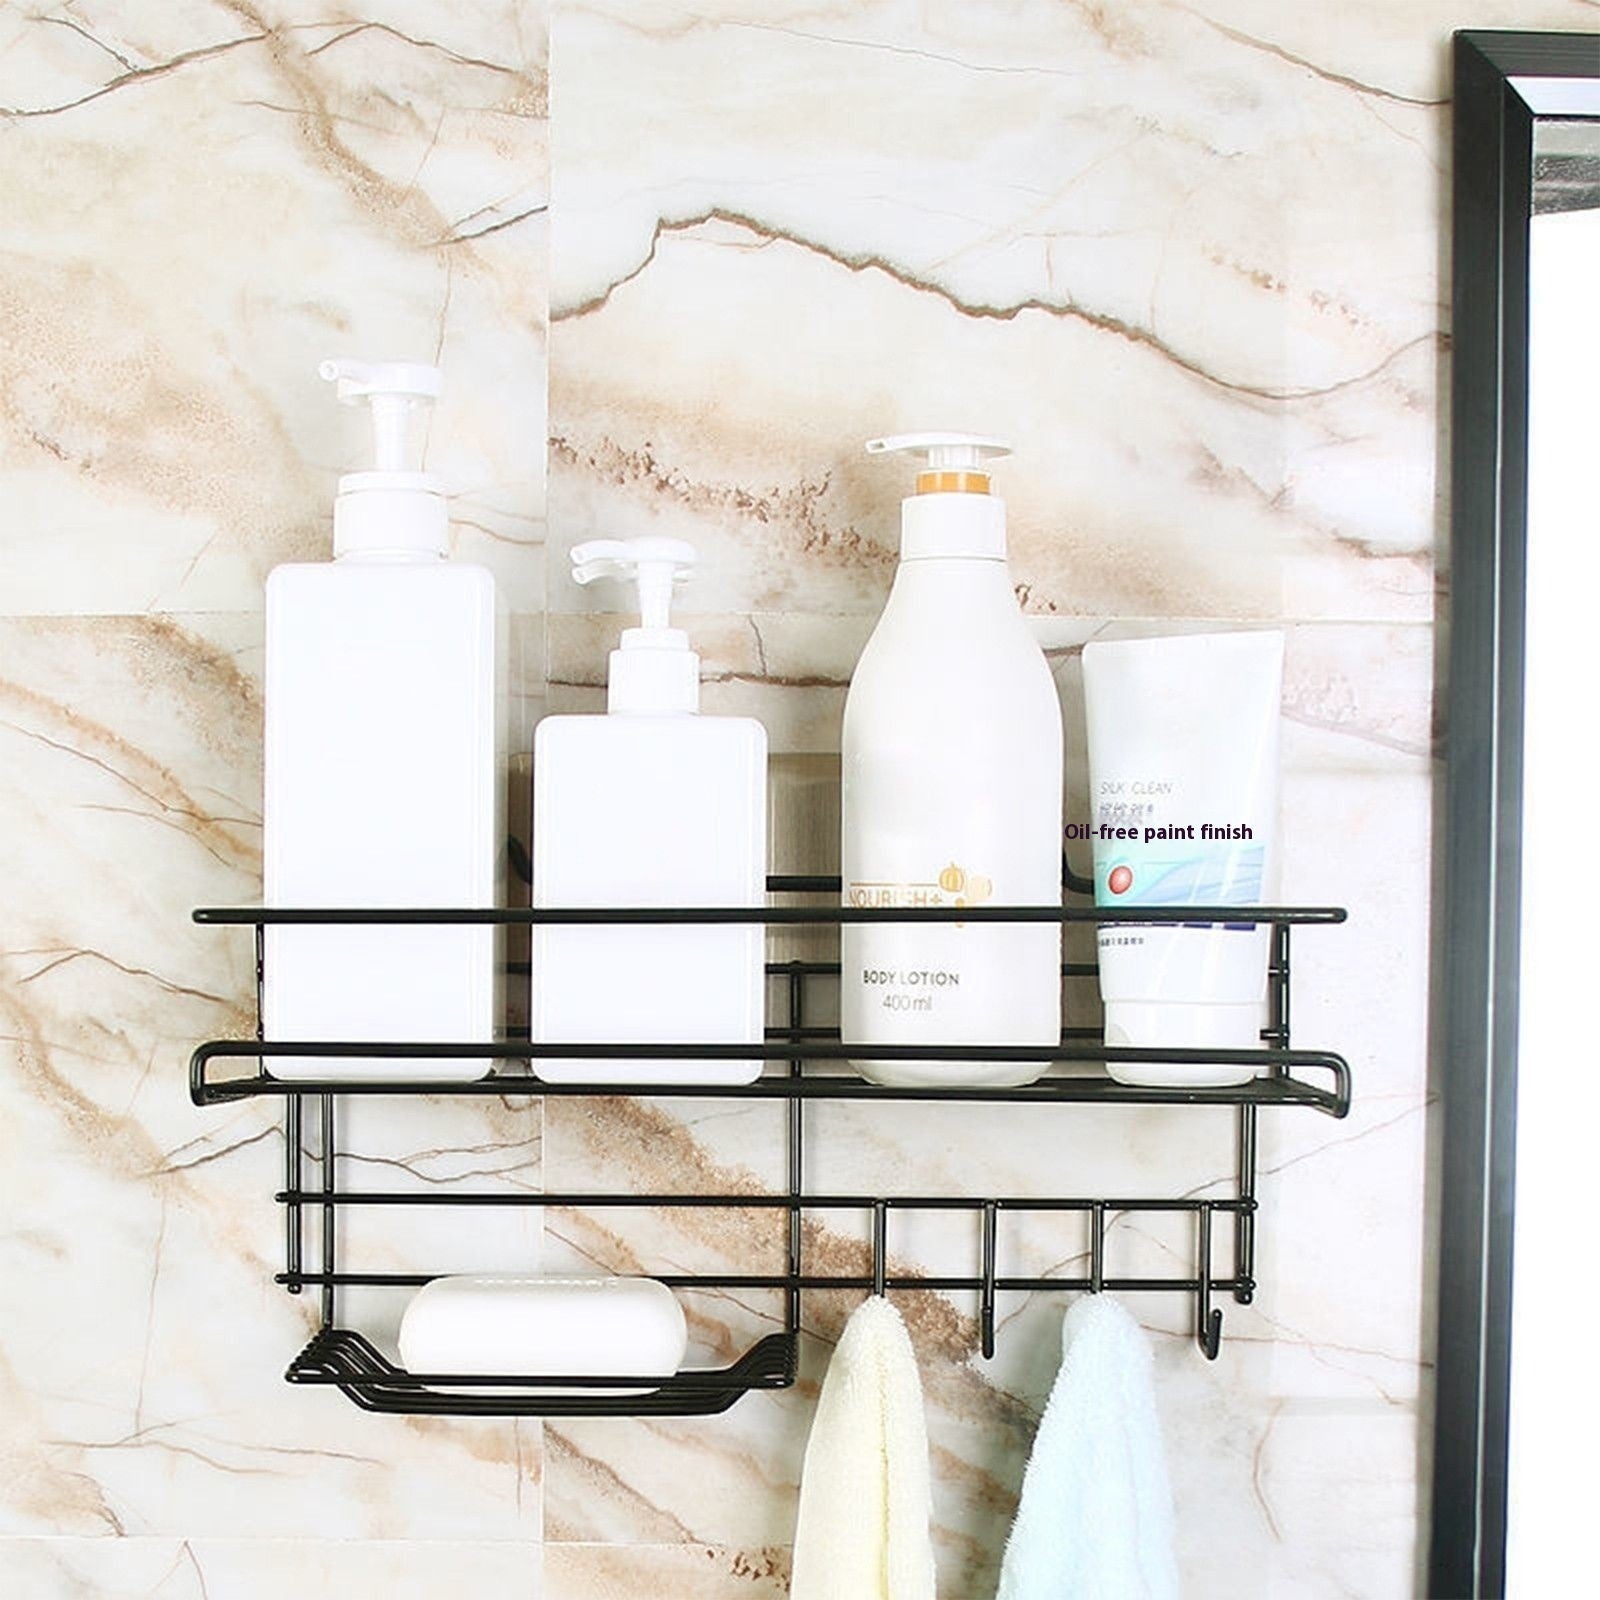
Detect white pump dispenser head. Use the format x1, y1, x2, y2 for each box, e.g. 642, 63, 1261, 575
320, 358, 447, 560
866, 431, 1012, 560
866, 432, 1011, 473
571, 537, 700, 714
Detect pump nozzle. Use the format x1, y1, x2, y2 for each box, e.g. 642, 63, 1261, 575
320, 358, 441, 473
866, 432, 1011, 471
571, 537, 696, 631
320, 358, 447, 560
570, 538, 701, 715
866, 431, 1012, 504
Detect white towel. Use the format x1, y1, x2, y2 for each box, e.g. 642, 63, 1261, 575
997, 1296, 1180, 1600
791, 1295, 938, 1600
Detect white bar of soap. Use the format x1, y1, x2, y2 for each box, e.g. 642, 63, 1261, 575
398, 1275, 687, 1393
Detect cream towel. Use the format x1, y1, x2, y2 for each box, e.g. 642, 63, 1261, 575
997, 1296, 1180, 1600
790, 1295, 938, 1600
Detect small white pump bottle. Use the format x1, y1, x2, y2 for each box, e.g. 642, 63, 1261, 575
263, 360, 504, 1080
532, 538, 767, 1085
841, 434, 1064, 1087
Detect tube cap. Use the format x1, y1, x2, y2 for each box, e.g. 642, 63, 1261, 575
1103, 1000, 1265, 1088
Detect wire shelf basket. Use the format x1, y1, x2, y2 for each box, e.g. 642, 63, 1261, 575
190, 876, 1348, 1415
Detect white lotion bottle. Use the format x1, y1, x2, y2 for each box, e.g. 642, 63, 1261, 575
841, 434, 1064, 1087
264, 360, 504, 1081
532, 538, 767, 1085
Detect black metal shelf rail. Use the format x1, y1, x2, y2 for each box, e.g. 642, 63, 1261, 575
191, 880, 1349, 1417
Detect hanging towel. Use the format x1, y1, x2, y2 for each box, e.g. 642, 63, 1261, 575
996, 1296, 1180, 1600
790, 1295, 938, 1600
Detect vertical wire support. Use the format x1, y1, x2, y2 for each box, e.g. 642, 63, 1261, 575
253, 922, 265, 1041
785, 964, 804, 1338
1273, 922, 1293, 1068
1090, 1201, 1106, 1294
261, 920, 307, 1295
1197, 1204, 1222, 1359
1229, 918, 1279, 1311
284, 1097, 303, 1294
979, 1201, 998, 1359
1235, 1105, 1258, 1305
319, 1092, 336, 1329
871, 1199, 887, 1299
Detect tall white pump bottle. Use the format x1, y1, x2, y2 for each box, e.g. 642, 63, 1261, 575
532, 538, 767, 1085
841, 434, 1064, 1087
263, 360, 504, 1081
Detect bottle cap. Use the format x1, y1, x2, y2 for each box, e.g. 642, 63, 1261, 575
866, 431, 1011, 493
571, 537, 701, 714
321, 358, 447, 559
866, 432, 1012, 560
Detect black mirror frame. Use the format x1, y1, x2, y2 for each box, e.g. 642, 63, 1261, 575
1436, 29, 1600, 1599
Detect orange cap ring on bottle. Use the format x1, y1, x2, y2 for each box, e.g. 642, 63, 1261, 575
915, 470, 990, 495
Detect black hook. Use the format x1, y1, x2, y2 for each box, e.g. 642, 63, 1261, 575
1089, 1201, 1105, 1295
979, 1202, 998, 1358
871, 1200, 887, 1299
1196, 1205, 1222, 1360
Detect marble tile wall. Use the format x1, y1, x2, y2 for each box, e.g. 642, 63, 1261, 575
3, 1, 1594, 1596
0, 0, 551, 1593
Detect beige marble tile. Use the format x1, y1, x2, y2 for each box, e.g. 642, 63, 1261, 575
0, 1536, 540, 1599
544, 1542, 788, 1599
542, 0, 1547, 628
1222, 1404, 1422, 1598
0, 2, 547, 617
0, 615, 540, 1540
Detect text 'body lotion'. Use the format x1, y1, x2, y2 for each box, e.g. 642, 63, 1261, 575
841, 435, 1064, 1086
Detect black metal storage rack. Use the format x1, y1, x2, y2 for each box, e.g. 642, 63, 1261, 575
190, 879, 1348, 1417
